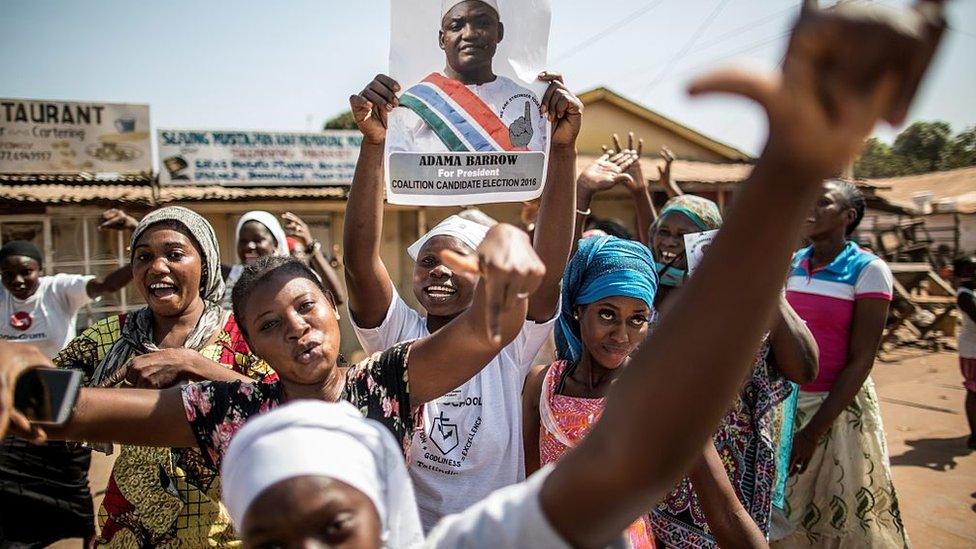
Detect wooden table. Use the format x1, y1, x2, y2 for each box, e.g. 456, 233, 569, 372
882, 263, 957, 351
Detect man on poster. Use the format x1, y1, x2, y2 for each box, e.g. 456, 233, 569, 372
387, 0, 548, 154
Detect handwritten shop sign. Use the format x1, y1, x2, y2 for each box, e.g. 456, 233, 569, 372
0, 99, 151, 174
157, 129, 362, 186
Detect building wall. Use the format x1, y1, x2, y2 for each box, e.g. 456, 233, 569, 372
576, 101, 731, 162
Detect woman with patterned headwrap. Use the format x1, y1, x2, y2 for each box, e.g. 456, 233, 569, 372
522, 235, 659, 547
648, 195, 819, 548
650, 194, 724, 306
54, 206, 272, 547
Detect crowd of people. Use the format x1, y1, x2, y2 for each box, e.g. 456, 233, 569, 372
0, 0, 953, 547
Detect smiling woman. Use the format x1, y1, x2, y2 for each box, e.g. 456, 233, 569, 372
522, 235, 659, 547
46, 207, 272, 547
0, 221, 549, 545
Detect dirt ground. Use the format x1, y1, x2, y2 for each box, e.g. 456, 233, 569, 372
873, 347, 976, 547
51, 349, 976, 548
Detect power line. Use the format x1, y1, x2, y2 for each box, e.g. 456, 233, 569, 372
607, 2, 794, 89
685, 2, 800, 56
638, 0, 735, 96
551, 0, 668, 63
948, 25, 976, 40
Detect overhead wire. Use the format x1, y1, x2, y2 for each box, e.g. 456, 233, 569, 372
638, 0, 735, 97
551, 0, 668, 63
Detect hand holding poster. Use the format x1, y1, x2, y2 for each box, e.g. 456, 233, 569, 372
683, 229, 719, 276
385, 0, 552, 206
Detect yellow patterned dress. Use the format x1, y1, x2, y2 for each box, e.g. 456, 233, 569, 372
55, 313, 272, 547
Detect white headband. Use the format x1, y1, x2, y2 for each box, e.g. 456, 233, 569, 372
407, 214, 490, 260
221, 401, 423, 546
442, 0, 500, 18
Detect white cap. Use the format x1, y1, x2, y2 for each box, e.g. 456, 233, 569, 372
407, 214, 490, 260
221, 401, 424, 547
442, 0, 500, 18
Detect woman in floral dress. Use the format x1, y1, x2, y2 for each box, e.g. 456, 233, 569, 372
2, 222, 547, 485
647, 195, 820, 548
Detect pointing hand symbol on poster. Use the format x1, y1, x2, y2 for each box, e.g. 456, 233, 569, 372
508, 101, 533, 148
430, 411, 460, 455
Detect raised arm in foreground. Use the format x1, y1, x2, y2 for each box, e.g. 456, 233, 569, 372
343, 75, 399, 328
527, 72, 581, 323
539, 2, 945, 546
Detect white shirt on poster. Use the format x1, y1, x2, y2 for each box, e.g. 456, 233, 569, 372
0, 274, 94, 359
387, 74, 547, 154
352, 289, 555, 530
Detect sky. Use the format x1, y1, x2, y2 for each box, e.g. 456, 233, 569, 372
1, 0, 973, 158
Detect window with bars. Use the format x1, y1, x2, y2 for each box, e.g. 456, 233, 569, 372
0, 210, 142, 335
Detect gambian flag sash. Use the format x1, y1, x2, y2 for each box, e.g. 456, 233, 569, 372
399, 73, 528, 153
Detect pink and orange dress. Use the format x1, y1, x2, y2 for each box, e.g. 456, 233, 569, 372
538, 360, 656, 548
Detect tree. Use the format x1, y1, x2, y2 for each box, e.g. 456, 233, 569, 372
854, 138, 899, 178
323, 110, 357, 130
940, 126, 976, 170
853, 121, 975, 178
891, 120, 952, 173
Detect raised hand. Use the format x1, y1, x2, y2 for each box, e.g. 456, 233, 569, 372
282, 212, 313, 246
99, 348, 201, 389
98, 208, 138, 232
689, 0, 945, 179
578, 153, 634, 198
349, 74, 400, 145
441, 224, 545, 344
658, 146, 674, 183
603, 132, 646, 194
539, 72, 583, 147
508, 101, 534, 148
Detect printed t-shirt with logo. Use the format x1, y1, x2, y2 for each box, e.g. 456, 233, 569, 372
352, 290, 556, 530
0, 274, 94, 358
388, 74, 547, 154
785, 242, 893, 392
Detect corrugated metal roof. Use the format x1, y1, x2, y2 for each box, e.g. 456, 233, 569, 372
158, 185, 347, 202
0, 173, 152, 184
869, 167, 976, 214
0, 179, 348, 205
0, 184, 153, 203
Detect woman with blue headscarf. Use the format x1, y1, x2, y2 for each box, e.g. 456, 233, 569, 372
522, 235, 659, 547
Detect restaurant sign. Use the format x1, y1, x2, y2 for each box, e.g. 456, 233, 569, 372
0, 98, 151, 174
157, 129, 362, 186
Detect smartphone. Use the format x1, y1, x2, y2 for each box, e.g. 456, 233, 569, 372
14, 367, 82, 425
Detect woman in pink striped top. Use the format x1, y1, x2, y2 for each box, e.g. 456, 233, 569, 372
779, 180, 908, 548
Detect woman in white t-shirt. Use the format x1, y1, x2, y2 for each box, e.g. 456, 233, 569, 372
343, 73, 582, 529
0, 239, 132, 547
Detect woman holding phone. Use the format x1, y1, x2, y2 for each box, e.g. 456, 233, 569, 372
0, 239, 132, 547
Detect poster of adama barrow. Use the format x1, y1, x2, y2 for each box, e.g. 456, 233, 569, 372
385, 0, 552, 206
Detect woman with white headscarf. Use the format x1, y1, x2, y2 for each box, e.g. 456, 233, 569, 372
222, 210, 291, 309
345, 69, 583, 529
